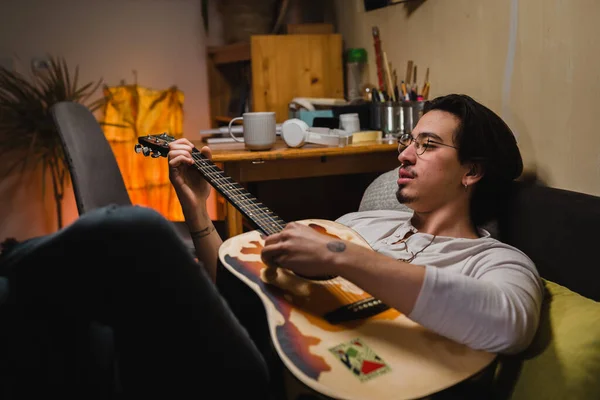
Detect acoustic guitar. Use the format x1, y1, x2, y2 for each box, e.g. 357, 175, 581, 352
135, 133, 497, 400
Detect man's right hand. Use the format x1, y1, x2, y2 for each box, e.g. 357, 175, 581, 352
167, 138, 213, 229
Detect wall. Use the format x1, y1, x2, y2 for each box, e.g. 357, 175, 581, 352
0, 154, 78, 242
0, 0, 211, 241
3, 0, 599, 241
334, 0, 600, 196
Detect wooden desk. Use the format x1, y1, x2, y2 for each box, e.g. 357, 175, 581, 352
194, 138, 399, 237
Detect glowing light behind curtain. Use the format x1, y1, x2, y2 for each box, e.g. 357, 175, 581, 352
102, 84, 184, 221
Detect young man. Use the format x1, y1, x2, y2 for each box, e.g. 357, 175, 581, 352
167, 94, 543, 354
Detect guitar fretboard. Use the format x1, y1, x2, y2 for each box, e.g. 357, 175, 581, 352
191, 149, 286, 236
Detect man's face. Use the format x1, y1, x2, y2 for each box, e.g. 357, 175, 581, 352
396, 110, 469, 212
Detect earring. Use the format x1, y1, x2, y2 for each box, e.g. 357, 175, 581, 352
464, 183, 468, 191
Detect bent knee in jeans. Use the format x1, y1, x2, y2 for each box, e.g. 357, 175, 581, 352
75, 204, 177, 237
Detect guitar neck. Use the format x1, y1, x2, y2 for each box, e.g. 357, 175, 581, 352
190, 149, 286, 236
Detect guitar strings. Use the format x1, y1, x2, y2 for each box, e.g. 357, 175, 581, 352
324, 280, 358, 303
191, 153, 285, 235
191, 153, 282, 232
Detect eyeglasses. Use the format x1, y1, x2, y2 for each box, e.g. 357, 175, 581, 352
397, 133, 459, 156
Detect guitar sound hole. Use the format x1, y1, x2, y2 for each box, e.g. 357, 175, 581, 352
294, 273, 338, 281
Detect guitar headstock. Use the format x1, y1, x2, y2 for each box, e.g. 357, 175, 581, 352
135, 133, 176, 158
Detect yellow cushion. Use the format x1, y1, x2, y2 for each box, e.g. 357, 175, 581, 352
506, 279, 600, 400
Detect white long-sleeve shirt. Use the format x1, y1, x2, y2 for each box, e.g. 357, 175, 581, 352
336, 209, 544, 354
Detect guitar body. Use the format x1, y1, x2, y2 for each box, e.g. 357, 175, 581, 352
218, 219, 496, 400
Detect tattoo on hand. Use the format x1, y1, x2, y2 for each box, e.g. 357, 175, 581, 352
327, 241, 346, 253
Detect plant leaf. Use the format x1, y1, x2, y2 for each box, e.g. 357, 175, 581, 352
0, 54, 105, 230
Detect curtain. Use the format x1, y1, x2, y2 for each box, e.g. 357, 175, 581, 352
102, 84, 184, 221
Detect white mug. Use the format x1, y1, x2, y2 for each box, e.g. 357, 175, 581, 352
228, 112, 276, 150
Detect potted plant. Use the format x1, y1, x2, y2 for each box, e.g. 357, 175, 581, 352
0, 55, 105, 230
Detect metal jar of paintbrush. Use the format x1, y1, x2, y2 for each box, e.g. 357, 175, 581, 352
369, 26, 430, 139
376, 100, 424, 138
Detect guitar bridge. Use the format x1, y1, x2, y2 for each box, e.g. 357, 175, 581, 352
324, 297, 390, 325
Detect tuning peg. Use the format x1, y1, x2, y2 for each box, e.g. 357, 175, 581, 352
134, 143, 152, 156
151, 152, 161, 158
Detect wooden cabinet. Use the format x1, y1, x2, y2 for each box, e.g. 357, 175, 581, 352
206, 34, 344, 125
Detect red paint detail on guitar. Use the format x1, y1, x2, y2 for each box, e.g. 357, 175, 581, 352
361, 360, 386, 375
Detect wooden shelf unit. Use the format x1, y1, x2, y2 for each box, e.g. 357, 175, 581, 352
204, 34, 346, 224
206, 34, 344, 127
207, 41, 251, 65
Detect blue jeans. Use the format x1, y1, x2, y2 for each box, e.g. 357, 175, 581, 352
0, 205, 269, 399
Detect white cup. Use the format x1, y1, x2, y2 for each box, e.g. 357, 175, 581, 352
228, 112, 277, 150
339, 113, 361, 134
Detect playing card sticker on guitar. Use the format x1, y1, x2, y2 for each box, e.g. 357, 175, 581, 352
329, 338, 391, 382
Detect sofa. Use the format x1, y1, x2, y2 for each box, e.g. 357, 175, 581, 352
359, 167, 600, 400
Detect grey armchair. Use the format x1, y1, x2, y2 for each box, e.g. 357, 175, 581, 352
50, 101, 194, 250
